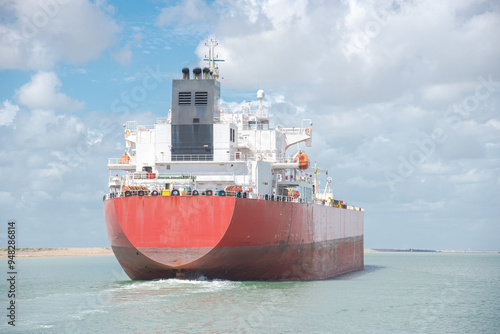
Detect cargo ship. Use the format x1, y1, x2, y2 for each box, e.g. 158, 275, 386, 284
103, 38, 364, 280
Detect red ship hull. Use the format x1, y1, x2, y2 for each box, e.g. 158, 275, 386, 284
103, 196, 364, 280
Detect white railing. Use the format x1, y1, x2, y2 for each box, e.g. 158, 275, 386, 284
108, 158, 136, 165
169, 154, 214, 161
152, 152, 298, 164
108, 153, 281, 166
125, 121, 137, 131
137, 125, 154, 130
281, 127, 308, 135
241, 123, 277, 131
124, 171, 240, 181
155, 153, 253, 162
108, 154, 304, 168
156, 117, 169, 124
102, 191, 362, 211
125, 121, 156, 132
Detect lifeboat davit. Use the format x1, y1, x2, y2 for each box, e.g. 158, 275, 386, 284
294, 151, 310, 170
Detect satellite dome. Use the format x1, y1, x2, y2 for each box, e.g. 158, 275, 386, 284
257, 89, 265, 99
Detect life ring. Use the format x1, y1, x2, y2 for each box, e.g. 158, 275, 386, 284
171, 189, 180, 196
125, 129, 130, 135
206, 190, 213, 196
219, 190, 226, 196
151, 190, 159, 196
305, 128, 311, 134
192, 190, 199, 196
138, 190, 145, 196
125, 190, 132, 197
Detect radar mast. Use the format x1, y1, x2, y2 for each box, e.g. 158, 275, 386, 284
204, 37, 224, 80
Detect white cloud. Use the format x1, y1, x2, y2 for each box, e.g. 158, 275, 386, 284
0, 0, 119, 70
420, 162, 453, 175
0, 104, 127, 242
421, 82, 477, 104
345, 176, 384, 188
16, 71, 85, 111
450, 169, 490, 184
156, 0, 216, 40
157, 0, 215, 27
112, 44, 132, 66
401, 199, 446, 211
133, 32, 143, 41
18, 110, 86, 149
19, 190, 53, 210
0, 100, 19, 126
486, 119, 500, 130
0, 191, 16, 206
203, 0, 500, 108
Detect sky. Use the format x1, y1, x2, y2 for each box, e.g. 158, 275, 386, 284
0, 0, 499, 250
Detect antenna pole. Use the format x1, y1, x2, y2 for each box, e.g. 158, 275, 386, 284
204, 36, 224, 80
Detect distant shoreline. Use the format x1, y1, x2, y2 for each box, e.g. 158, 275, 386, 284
365, 249, 499, 254
0, 247, 498, 258
0, 247, 114, 258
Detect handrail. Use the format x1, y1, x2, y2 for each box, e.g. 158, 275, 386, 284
281, 127, 309, 135
102, 191, 363, 211
170, 154, 214, 161
108, 158, 136, 165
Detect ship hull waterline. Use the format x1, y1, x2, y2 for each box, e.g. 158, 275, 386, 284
104, 196, 364, 281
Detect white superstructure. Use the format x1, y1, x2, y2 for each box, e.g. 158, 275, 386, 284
106, 38, 360, 210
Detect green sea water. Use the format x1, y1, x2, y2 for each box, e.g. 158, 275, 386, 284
1, 252, 499, 333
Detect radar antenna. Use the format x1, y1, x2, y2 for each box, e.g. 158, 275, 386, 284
204, 37, 225, 80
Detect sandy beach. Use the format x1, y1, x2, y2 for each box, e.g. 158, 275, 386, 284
1, 248, 497, 259
0, 247, 114, 258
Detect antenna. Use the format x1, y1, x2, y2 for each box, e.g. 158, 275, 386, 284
257, 89, 265, 118
203, 36, 225, 80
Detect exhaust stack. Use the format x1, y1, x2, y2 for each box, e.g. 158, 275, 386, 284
182, 67, 190, 80
203, 67, 211, 79
193, 67, 202, 80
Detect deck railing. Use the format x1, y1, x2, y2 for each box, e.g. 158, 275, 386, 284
104, 153, 297, 164
108, 158, 136, 165
102, 191, 364, 211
